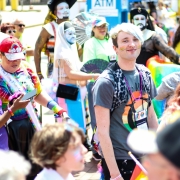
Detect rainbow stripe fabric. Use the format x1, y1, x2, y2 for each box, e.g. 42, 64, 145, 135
130, 165, 148, 180
146, 56, 180, 119
146, 55, 180, 88
0, 62, 42, 120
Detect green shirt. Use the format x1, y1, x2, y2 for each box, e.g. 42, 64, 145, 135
83, 37, 115, 63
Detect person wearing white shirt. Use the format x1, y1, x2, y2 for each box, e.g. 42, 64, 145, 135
30, 122, 87, 180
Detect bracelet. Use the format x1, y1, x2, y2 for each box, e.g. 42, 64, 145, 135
7, 107, 14, 116
110, 174, 122, 180
37, 72, 42, 75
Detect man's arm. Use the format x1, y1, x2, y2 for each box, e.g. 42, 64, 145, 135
95, 105, 123, 180
153, 34, 180, 64
34, 28, 51, 79
147, 104, 158, 130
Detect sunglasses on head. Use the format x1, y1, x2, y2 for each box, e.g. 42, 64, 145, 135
15, 24, 25, 28
7, 30, 16, 34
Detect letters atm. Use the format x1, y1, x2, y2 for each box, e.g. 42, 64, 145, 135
86, 0, 129, 29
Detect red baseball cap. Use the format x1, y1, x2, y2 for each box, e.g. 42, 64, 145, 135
0, 36, 25, 61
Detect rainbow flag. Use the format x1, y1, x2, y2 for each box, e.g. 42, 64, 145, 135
146, 55, 180, 88
130, 165, 148, 180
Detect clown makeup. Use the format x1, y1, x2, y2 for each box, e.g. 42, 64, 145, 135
133, 14, 146, 31
64, 27, 76, 45
57, 2, 70, 19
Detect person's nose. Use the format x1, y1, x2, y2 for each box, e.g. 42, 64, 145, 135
128, 40, 135, 47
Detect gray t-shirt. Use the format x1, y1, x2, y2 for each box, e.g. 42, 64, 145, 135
93, 68, 157, 160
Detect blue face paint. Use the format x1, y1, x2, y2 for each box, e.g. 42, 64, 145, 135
64, 27, 76, 45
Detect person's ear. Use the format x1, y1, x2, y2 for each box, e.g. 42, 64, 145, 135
113, 45, 118, 54
0, 53, 3, 59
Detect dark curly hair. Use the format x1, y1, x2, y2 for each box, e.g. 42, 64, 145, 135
172, 25, 180, 49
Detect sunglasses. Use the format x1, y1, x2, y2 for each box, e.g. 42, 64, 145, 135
15, 24, 25, 28
7, 30, 16, 34
96, 24, 108, 30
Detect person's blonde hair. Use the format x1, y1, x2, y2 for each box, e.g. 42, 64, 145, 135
30, 122, 85, 169
110, 23, 144, 47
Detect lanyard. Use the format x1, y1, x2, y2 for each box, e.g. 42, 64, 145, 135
123, 68, 143, 102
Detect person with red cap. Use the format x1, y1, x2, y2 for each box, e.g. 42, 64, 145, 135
0, 36, 68, 180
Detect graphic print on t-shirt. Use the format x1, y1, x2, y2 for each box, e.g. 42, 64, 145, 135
122, 90, 149, 131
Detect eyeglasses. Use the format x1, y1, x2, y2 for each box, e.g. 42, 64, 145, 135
15, 24, 25, 28
7, 30, 16, 34
96, 24, 108, 30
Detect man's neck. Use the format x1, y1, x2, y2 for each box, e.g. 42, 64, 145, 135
15, 33, 21, 40
56, 166, 70, 179
117, 59, 136, 71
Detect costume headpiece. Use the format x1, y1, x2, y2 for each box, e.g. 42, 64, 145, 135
47, 0, 76, 13
130, 7, 154, 31
130, 7, 149, 20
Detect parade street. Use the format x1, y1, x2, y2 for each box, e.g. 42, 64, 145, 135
0, 5, 100, 180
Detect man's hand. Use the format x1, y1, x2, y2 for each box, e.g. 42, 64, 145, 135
62, 112, 70, 122
11, 94, 30, 112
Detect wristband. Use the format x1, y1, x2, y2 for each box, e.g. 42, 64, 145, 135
37, 72, 42, 75
7, 107, 14, 116
47, 100, 66, 116
110, 174, 122, 180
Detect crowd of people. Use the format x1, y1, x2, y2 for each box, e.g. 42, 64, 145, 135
0, 0, 180, 180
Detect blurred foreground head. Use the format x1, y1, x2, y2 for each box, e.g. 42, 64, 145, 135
0, 150, 31, 180
127, 118, 180, 180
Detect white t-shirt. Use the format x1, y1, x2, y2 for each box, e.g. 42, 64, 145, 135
43, 21, 58, 36
35, 168, 74, 180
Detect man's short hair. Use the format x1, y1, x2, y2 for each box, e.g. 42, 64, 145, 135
110, 23, 144, 47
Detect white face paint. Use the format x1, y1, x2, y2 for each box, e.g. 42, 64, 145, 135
64, 27, 76, 45
133, 14, 146, 30
57, 2, 70, 19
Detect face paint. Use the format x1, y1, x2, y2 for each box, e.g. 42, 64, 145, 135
57, 2, 70, 19
73, 147, 82, 161
133, 14, 146, 31
64, 27, 76, 45
119, 47, 126, 51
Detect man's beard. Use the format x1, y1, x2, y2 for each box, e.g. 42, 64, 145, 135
136, 23, 146, 31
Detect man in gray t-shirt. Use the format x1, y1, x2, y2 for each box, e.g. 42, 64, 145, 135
93, 23, 158, 180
